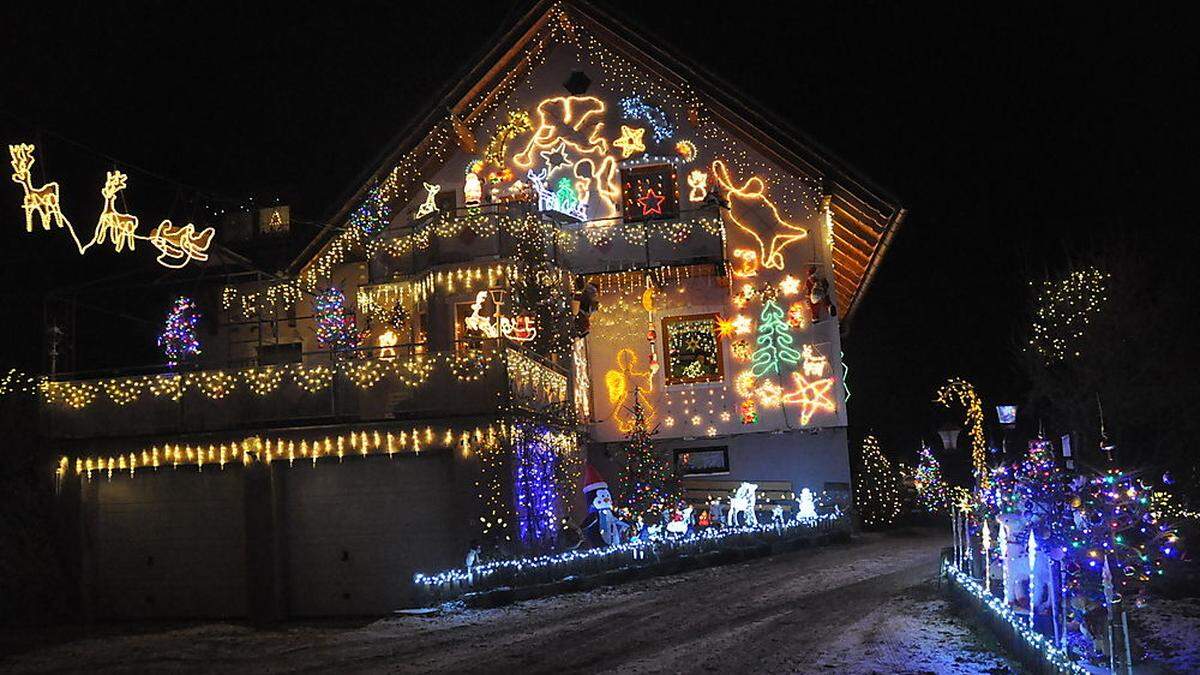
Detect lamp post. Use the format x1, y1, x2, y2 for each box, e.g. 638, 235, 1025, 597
937, 425, 961, 453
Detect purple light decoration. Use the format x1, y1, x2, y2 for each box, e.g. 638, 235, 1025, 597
513, 425, 558, 547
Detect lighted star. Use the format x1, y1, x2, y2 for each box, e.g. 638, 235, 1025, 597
539, 140, 572, 171
613, 125, 646, 158
637, 188, 665, 216
755, 380, 783, 406
731, 314, 753, 335
779, 275, 802, 296
781, 372, 837, 425
715, 316, 736, 337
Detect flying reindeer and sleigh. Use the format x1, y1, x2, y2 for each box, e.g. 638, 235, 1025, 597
8, 143, 215, 269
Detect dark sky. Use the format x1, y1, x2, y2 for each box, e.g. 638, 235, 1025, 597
1, 2, 1194, 458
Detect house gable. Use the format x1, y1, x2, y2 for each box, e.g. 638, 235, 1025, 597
288, 0, 903, 327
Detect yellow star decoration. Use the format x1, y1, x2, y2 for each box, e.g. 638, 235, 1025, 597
613, 125, 646, 158
782, 372, 837, 425
715, 316, 736, 337
779, 275, 802, 296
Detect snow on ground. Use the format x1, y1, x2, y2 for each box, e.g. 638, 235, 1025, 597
2, 529, 1022, 674
1132, 597, 1200, 674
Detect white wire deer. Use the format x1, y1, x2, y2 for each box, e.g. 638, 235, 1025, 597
728, 482, 759, 527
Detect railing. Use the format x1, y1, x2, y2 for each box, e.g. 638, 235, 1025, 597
372, 204, 725, 280
39, 344, 570, 441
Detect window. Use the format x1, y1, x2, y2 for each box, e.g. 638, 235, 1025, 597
662, 313, 723, 385
674, 447, 729, 476
454, 290, 500, 351
621, 164, 679, 223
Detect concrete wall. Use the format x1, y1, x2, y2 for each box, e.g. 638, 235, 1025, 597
590, 428, 851, 514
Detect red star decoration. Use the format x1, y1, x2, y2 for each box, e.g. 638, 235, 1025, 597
781, 371, 837, 426
637, 188, 666, 216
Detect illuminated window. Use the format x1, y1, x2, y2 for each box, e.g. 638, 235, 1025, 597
674, 447, 729, 476
621, 164, 678, 223
454, 290, 500, 350
662, 313, 723, 385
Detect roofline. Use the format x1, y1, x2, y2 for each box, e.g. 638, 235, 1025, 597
842, 207, 906, 332
290, 0, 904, 326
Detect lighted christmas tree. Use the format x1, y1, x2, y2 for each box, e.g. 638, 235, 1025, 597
506, 220, 572, 358
750, 298, 801, 377
314, 287, 364, 354
913, 443, 949, 514
157, 296, 201, 367
619, 389, 680, 522
855, 435, 902, 528
1065, 466, 1181, 607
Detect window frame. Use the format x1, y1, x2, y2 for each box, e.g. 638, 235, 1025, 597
674, 446, 730, 477
661, 312, 724, 386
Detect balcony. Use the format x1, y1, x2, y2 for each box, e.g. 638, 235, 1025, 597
370, 203, 724, 281
39, 345, 569, 442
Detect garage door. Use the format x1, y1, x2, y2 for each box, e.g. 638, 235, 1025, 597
283, 452, 458, 616
91, 468, 247, 619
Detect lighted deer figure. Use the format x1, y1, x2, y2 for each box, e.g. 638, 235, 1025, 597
728, 482, 759, 527
8, 144, 71, 233
711, 159, 808, 270
94, 171, 139, 252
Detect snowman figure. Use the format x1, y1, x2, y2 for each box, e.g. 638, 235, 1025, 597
580, 464, 628, 547
795, 488, 818, 522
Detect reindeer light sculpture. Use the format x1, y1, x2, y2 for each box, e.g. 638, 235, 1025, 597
9, 144, 71, 234
95, 171, 140, 252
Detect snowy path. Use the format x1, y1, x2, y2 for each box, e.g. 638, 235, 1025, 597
2, 529, 1017, 674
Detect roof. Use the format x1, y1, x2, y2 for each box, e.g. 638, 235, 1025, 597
291, 0, 905, 328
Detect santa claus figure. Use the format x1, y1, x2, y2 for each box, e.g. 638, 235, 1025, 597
580, 464, 628, 547
804, 266, 837, 323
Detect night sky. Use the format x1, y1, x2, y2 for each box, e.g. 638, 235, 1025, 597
1, 2, 1193, 460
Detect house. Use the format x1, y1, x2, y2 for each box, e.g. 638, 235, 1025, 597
40, 1, 903, 620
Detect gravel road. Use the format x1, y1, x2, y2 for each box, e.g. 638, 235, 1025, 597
3, 528, 1017, 674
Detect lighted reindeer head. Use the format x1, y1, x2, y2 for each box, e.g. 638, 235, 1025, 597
101, 171, 129, 200
9, 143, 35, 183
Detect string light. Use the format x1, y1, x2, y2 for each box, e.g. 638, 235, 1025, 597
935, 377, 989, 490
855, 435, 901, 527
619, 95, 674, 142
39, 352, 511, 409
1029, 267, 1109, 362
7, 144, 215, 268
62, 423, 503, 481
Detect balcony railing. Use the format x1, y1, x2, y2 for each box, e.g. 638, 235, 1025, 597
39, 344, 570, 441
